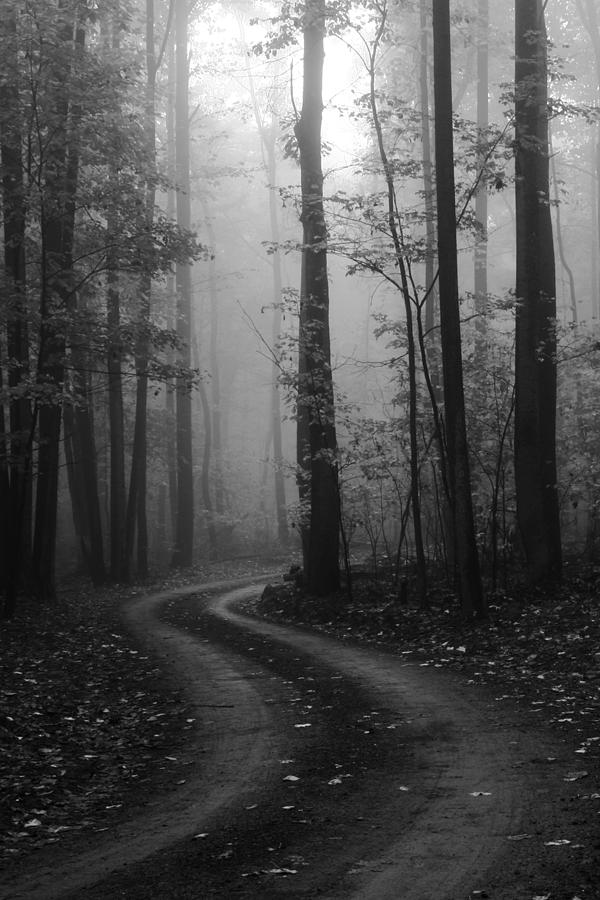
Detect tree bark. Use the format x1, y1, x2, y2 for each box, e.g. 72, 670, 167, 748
295, 0, 339, 595
432, 0, 485, 617
514, 0, 562, 583
1, 5, 32, 615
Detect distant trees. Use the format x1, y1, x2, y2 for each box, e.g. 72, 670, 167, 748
0, 0, 202, 618
4, 0, 600, 619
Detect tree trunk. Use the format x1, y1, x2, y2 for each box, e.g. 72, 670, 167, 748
295, 0, 339, 595
63, 380, 105, 584
368, 5, 427, 604
33, 11, 85, 601
432, 0, 485, 617
171, 0, 194, 567
514, 0, 562, 583
474, 0, 489, 344
105, 10, 127, 582
125, 0, 157, 579
1, 5, 32, 615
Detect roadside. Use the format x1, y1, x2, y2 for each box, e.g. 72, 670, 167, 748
0, 559, 276, 867
1, 561, 599, 899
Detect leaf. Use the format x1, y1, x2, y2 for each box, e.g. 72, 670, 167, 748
294, 723, 311, 728
264, 868, 297, 875
563, 771, 588, 782
544, 839, 571, 845
283, 775, 299, 781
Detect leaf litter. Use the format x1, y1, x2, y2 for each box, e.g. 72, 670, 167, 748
0, 578, 194, 861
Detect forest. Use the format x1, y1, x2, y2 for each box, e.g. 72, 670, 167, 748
1, 0, 599, 620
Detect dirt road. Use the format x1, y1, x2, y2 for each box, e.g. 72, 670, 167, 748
1, 577, 583, 899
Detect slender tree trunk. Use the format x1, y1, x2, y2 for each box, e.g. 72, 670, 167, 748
126, 0, 157, 579
104, 9, 128, 582
266, 142, 289, 546
166, 40, 178, 541
240, 28, 289, 547
203, 212, 225, 518
474, 0, 489, 343
432, 0, 485, 617
550, 135, 577, 324
295, 0, 339, 595
514, 0, 562, 583
368, 5, 427, 604
420, 0, 438, 352
171, 0, 194, 567
106, 234, 127, 580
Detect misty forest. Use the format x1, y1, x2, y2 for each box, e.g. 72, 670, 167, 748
6, 1, 600, 894
1, 0, 600, 618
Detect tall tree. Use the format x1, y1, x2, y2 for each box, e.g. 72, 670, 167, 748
514, 0, 562, 582
32, 4, 86, 600
1, 4, 32, 616
295, 0, 339, 595
432, 0, 485, 617
474, 0, 488, 343
368, 1, 427, 603
171, 0, 194, 567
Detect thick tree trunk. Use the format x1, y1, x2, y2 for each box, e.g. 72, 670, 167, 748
295, 0, 339, 595
514, 0, 562, 582
171, 0, 194, 567
1, 6, 32, 614
432, 0, 485, 617
33, 12, 85, 601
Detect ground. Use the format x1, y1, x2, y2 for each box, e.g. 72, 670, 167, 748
0, 559, 599, 899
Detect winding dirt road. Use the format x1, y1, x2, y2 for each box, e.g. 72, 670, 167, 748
1, 577, 578, 899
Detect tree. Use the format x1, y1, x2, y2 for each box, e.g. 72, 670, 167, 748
32, 3, 87, 601
1, 4, 32, 616
295, 0, 340, 595
367, 1, 427, 603
432, 0, 485, 617
514, 0, 562, 582
171, 0, 194, 567
474, 0, 489, 343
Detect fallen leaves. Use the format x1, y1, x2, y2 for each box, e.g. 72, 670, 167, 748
0, 582, 192, 860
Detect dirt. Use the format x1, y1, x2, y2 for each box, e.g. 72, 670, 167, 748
1, 575, 597, 900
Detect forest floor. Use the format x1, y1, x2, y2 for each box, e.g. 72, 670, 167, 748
0, 558, 599, 898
